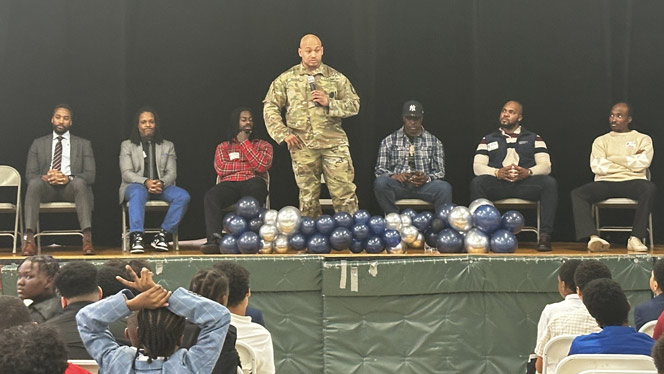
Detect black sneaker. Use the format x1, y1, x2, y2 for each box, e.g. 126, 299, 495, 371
152, 230, 169, 252
536, 233, 553, 252
201, 233, 222, 254
130, 232, 145, 254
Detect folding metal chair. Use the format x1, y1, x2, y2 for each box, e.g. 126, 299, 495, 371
0, 165, 23, 253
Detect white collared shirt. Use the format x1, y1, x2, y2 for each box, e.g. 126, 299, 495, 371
51, 131, 71, 175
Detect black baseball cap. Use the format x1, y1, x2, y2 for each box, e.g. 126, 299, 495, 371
402, 100, 424, 117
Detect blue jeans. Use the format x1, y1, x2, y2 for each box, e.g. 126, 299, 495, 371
373, 176, 453, 214
125, 183, 190, 233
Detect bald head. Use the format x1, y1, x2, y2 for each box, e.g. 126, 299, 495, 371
499, 100, 523, 130
298, 34, 324, 71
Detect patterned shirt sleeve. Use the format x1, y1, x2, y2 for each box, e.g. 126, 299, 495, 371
427, 134, 446, 180
263, 75, 290, 144
374, 136, 393, 177
327, 73, 360, 119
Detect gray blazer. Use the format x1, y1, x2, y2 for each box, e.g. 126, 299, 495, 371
26, 133, 96, 184
118, 139, 178, 204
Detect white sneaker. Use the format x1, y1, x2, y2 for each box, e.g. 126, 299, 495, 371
627, 236, 648, 252
587, 235, 610, 252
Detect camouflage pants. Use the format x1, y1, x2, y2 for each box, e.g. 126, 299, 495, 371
290, 144, 359, 218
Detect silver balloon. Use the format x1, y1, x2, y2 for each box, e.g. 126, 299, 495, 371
400, 225, 419, 245
259, 224, 278, 242
464, 228, 489, 254
387, 242, 405, 254
258, 239, 274, 254
448, 206, 472, 232
385, 213, 402, 231
468, 198, 494, 214
276, 206, 301, 235
274, 234, 289, 254
400, 214, 412, 227
410, 232, 425, 249
263, 209, 278, 226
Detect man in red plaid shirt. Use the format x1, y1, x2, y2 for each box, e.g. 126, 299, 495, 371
201, 107, 273, 253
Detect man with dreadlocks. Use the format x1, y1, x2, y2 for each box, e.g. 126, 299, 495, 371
201, 107, 273, 254
77, 266, 229, 374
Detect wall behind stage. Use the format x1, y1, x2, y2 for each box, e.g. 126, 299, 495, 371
0, 1, 662, 246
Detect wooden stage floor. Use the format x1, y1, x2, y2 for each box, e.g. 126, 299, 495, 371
1, 241, 662, 262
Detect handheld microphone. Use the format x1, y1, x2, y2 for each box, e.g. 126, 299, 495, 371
308, 75, 321, 107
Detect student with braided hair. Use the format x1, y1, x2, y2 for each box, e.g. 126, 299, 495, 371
76, 266, 230, 374
182, 268, 240, 374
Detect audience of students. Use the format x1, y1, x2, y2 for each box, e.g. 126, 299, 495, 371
634, 258, 664, 331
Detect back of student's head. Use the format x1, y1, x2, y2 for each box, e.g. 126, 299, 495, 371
0, 324, 68, 374
653, 336, 664, 374
54, 261, 99, 299
213, 261, 250, 308
0, 295, 32, 331
559, 259, 582, 293
189, 268, 229, 304
654, 258, 664, 288
129, 259, 153, 274
98, 265, 128, 298
574, 259, 612, 293
136, 308, 185, 362
582, 278, 629, 328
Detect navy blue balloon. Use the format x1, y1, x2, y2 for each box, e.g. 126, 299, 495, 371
490, 229, 518, 253
501, 210, 525, 234
329, 227, 352, 250
436, 228, 464, 253
307, 233, 331, 254
425, 229, 438, 247
473, 205, 502, 234
430, 218, 445, 233
349, 238, 364, 253
237, 231, 260, 254
333, 212, 354, 228
315, 215, 336, 235
401, 208, 417, 220
352, 223, 370, 241
353, 209, 371, 225
382, 229, 401, 248
436, 203, 456, 225
223, 213, 237, 233
289, 233, 307, 251
220, 234, 240, 254
248, 217, 263, 233
299, 216, 316, 236
365, 236, 385, 253
368, 216, 386, 235
236, 196, 261, 219
228, 216, 248, 236
412, 212, 432, 232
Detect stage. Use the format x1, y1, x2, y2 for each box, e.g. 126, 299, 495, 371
1, 242, 660, 373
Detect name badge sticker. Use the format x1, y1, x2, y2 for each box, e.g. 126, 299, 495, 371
229, 152, 240, 160
487, 141, 499, 151
626, 141, 636, 148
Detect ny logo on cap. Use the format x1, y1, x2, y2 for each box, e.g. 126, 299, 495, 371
409, 105, 416, 111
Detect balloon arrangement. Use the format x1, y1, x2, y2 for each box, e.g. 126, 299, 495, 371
431, 199, 524, 254
220, 196, 524, 254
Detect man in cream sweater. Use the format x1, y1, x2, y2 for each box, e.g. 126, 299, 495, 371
571, 102, 655, 252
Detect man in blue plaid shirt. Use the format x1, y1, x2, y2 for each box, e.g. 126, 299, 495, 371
373, 100, 452, 213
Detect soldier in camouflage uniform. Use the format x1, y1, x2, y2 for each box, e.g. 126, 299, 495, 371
263, 34, 360, 218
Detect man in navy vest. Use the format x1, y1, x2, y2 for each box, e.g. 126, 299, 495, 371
470, 100, 557, 251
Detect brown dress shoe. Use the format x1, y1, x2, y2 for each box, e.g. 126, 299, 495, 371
82, 239, 95, 255
21, 240, 37, 256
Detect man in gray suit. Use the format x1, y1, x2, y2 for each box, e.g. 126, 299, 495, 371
23, 104, 95, 256
119, 107, 190, 253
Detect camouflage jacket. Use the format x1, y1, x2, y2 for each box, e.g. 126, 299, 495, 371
263, 63, 360, 149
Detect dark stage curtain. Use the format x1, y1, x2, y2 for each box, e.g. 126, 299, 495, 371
1, 0, 662, 245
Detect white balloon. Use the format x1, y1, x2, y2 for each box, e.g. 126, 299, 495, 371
385, 213, 402, 231
276, 206, 301, 235
448, 206, 472, 232
263, 209, 278, 226
274, 234, 289, 254
465, 228, 489, 254
400, 225, 419, 244
468, 198, 494, 215
259, 224, 278, 242
258, 239, 273, 254
400, 214, 412, 227
410, 232, 425, 249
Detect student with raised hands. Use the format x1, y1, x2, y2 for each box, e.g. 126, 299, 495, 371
76, 266, 230, 374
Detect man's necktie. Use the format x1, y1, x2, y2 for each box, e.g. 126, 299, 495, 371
148, 141, 156, 180
52, 136, 63, 170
